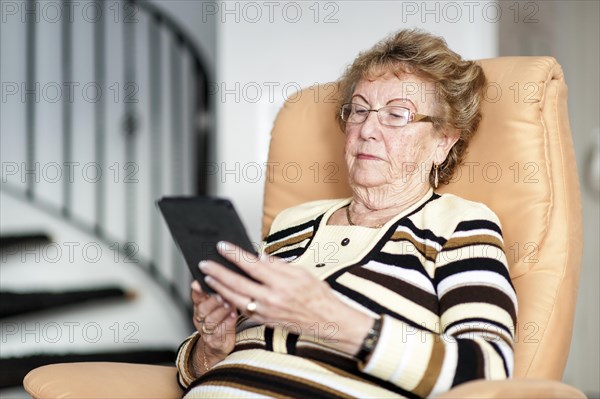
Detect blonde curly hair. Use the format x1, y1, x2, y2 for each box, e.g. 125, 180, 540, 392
336, 29, 487, 187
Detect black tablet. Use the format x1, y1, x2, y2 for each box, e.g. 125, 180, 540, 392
157, 196, 258, 294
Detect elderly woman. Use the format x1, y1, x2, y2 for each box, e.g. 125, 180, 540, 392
176, 29, 517, 398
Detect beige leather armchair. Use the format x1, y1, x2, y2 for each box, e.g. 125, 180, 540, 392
24, 57, 585, 398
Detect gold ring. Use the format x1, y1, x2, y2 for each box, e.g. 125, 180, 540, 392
195, 315, 205, 324
246, 299, 258, 315
201, 324, 216, 335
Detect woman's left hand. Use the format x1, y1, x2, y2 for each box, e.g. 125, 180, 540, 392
199, 241, 373, 355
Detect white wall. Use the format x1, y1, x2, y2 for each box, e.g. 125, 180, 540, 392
211, 0, 499, 242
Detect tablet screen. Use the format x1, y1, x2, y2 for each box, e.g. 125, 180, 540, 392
157, 196, 258, 294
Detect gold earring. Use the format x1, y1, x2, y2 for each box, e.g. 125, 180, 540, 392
433, 164, 439, 189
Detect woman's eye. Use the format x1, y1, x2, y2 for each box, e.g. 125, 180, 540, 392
354, 109, 368, 115
388, 112, 406, 120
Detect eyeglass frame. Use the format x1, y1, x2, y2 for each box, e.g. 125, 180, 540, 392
339, 102, 440, 128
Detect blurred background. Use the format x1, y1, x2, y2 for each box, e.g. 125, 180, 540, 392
1, 0, 598, 397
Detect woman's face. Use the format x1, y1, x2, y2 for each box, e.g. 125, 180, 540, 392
344, 73, 455, 191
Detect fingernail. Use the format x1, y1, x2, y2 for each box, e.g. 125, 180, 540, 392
223, 302, 230, 309
191, 281, 200, 290
199, 261, 208, 270
204, 276, 213, 285
215, 294, 223, 304
217, 241, 230, 251
230, 312, 237, 318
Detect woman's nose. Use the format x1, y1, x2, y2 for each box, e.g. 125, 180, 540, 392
358, 111, 382, 140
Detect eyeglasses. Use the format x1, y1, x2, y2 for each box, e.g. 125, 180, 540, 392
340, 103, 437, 127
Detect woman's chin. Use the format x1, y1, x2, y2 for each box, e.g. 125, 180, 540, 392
350, 172, 388, 189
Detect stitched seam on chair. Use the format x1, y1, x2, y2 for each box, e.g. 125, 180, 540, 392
536, 57, 555, 268
532, 62, 579, 380
547, 64, 569, 284
523, 59, 563, 379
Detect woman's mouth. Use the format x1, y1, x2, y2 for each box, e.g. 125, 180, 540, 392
357, 153, 382, 161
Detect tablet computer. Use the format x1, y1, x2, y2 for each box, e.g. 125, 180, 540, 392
157, 196, 258, 294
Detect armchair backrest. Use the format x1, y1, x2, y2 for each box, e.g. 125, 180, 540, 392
261, 57, 582, 380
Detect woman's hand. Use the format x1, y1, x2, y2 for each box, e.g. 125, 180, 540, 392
199, 241, 374, 356
189, 280, 238, 376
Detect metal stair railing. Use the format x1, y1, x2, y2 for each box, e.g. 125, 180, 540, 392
0, 0, 213, 310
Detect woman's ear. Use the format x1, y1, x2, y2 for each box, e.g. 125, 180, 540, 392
434, 128, 460, 164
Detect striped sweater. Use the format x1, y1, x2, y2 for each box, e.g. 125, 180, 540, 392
177, 190, 517, 398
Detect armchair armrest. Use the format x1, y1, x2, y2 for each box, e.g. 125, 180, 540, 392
23, 362, 183, 399
434, 379, 586, 399
24, 363, 586, 399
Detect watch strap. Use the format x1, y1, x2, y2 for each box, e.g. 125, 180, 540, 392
355, 316, 383, 363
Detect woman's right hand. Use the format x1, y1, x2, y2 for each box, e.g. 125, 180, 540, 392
190, 280, 238, 376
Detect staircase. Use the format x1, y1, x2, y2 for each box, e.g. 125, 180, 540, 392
0, 0, 212, 389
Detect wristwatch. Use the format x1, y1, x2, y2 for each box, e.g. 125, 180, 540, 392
355, 316, 383, 363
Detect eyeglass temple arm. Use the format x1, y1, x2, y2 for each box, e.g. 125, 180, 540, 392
412, 113, 434, 122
